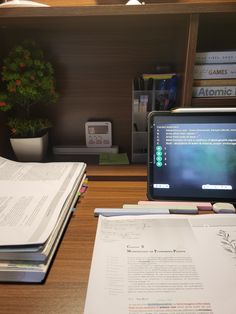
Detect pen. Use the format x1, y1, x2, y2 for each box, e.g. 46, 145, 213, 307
94, 207, 170, 217
147, 78, 153, 90
123, 204, 198, 214
139, 76, 145, 90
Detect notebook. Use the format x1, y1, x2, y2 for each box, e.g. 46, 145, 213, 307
147, 110, 236, 204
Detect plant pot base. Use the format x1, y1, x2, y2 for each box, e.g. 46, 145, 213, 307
10, 133, 48, 162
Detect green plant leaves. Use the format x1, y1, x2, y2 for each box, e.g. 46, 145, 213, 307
0, 39, 59, 138
0, 39, 58, 115
8, 118, 52, 138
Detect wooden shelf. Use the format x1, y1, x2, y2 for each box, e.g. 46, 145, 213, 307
1, 2, 236, 19
1, 1, 236, 162
87, 164, 147, 180
192, 97, 236, 107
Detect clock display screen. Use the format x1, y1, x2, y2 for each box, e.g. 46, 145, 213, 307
88, 125, 109, 134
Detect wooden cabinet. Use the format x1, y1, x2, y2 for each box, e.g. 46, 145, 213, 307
0, 1, 236, 161
193, 12, 236, 107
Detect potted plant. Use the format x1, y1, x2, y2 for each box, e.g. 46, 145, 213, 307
0, 39, 58, 161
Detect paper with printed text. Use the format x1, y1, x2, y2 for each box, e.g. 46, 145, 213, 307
85, 214, 236, 314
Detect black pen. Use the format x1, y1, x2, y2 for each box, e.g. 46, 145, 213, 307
139, 76, 145, 90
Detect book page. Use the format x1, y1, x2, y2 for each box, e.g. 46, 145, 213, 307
84, 214, 236, 314
0, 157, 86, 246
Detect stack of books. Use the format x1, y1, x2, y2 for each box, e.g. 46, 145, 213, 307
193, 50, 236, 98
0, 157, 86, 282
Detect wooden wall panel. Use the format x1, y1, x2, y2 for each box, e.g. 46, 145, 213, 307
197, 13, 236, 52
1, 14, 189, 158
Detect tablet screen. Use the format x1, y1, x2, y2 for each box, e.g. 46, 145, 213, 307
147, 111, 236, 203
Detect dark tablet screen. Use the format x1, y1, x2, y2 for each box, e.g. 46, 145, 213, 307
148, 111, 236, 203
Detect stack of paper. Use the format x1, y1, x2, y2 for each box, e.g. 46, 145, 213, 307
0, 157, 86, 282
85, 214, 236, 314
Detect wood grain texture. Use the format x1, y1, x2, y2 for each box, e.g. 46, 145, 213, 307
1, 3, 236, 157
87, 164, 146, 176
182, 13, 199, 106
0, 13, 189, 158
18, 0, 236, 6
1, 2, 236, 16
192, 97, 236, 107
0, 177, 147, 314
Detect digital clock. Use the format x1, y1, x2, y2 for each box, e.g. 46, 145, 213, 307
85, 121, 112, 148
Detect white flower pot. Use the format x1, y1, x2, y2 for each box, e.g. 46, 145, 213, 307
10, 132, 48, 162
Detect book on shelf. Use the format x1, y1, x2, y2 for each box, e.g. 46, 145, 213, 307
0, 157, 86, 282
194, 78, 236, 87
195, 50, 236, 64
192, 86, 236, 98
142, 73, 176, 80
133, 73, 176, 91
194, 64, 236, 79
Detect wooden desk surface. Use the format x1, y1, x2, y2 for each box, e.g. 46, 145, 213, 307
0, 167, 147, 314
87, 164, 147, 180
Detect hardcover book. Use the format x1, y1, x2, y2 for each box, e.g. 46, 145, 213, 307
142, 73, 176, 80
195, 51, 236, 64
192, 86, 236, 98
194, 64, 236, 79
194, 78, 236, 87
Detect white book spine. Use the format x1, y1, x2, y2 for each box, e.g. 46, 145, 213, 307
194, 64, 236, 79
192, 86, 236, 98
195, 51, 236, 64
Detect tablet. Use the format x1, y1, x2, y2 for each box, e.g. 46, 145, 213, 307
147, 110, 236, 203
